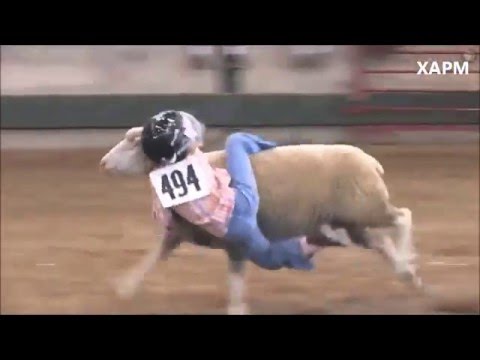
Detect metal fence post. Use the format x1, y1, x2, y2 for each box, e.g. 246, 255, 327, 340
216, 46, 242, 93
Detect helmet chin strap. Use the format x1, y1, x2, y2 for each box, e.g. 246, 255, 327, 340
163, 135, 191, 165
166, 153, 177, 165
170, 129, 180, 146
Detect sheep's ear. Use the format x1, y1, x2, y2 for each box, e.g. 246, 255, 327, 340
132, 136, 141, 146
125, 127, 143, 142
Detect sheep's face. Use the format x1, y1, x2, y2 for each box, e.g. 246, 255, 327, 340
100, 129, 155, 176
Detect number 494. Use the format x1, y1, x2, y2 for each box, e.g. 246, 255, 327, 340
161, 164, 201, 200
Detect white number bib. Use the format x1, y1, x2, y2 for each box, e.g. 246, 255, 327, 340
149, 156, 212, 208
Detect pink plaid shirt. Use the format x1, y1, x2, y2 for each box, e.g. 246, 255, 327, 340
151, 150, 235, 238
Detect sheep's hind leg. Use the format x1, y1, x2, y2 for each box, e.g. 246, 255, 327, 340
344, 224, 423, 290
390, 207, 423, 290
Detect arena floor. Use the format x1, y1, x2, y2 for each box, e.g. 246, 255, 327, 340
1, 143, 479, 314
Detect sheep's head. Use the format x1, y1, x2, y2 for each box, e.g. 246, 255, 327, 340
100, 127, 155, 176
100, 113, 206, 177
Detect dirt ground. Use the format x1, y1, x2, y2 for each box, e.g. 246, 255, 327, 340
1, 143, 479, 314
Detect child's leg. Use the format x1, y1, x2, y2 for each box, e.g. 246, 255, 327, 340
241, 225, 315, 270
225, 132, 276, 211
224, 133, 314, 271
226, 202, 315, 271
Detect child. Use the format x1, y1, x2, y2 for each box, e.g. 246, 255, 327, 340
143, 110, 326, 270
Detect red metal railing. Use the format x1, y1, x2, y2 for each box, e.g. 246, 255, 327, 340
346, 46, 480, 114
388, 49, 479, 55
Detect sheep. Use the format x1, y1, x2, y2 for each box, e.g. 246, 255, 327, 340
101, 127, 423, 315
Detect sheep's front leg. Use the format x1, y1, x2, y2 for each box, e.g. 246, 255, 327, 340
226, 245, 249, 315
113, 231, 182, 299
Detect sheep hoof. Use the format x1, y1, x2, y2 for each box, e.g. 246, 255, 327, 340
395, 263, 424, 291
419, 284, 437, 297
411, 275, 424, 290
227, 303, 250, 315
112, 275, 140, 300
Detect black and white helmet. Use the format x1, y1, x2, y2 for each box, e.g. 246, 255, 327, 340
141, 110, 204, 165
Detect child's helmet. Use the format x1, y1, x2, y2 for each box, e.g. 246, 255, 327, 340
141, 110, 194, 165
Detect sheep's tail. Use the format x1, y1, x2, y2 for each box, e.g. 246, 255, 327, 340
341, 144, 385, 177
365, 152, 384, 177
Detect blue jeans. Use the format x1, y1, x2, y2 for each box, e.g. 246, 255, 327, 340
224, 133, 314, 271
